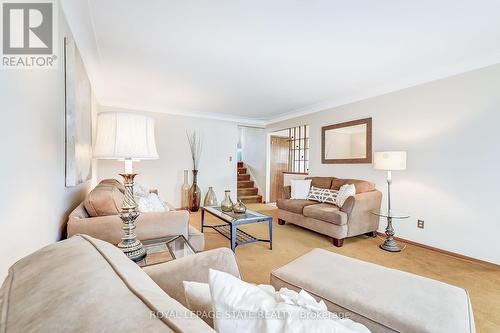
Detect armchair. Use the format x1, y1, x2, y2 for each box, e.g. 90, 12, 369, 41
67, 180, 205, 252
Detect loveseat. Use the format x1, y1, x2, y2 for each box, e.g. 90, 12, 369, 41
67, 179, 205, 251
277, 176, 382, 246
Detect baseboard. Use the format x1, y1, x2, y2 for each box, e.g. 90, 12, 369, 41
376, 232, 500, 269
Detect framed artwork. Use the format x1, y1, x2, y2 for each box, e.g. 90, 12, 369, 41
65, 37, 92, 186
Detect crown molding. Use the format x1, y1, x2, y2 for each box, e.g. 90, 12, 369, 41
98, 102, 267, 128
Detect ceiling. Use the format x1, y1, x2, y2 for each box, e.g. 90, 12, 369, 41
62, 0, 500, 125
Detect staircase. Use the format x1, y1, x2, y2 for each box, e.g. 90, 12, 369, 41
237, 161, 263, 204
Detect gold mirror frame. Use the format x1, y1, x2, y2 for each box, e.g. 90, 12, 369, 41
321, 118, 372, 164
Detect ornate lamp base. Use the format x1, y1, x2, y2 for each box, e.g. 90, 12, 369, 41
118, 173, 146, 262
380, 240, 402, 252
117, 238, 146, 261
380, 216, 402, 252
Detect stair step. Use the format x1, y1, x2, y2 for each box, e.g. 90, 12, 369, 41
238, 187, 258, 196
237, 167, 247, 174
238, 195, 263, 204
238, 174, 250, 181
237, 161, 244, 168
237, 180, 254, 188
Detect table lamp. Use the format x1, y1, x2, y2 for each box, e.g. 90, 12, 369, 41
93, 112, 159, 261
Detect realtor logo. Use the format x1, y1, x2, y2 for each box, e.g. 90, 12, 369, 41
1, 0, 57, 68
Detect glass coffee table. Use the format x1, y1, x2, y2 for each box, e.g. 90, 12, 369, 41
135, 235, 195, 267
201, 206, 273, 252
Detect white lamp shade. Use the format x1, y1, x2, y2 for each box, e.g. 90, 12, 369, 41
93, 112, 159, 160
373, 151, 406, 170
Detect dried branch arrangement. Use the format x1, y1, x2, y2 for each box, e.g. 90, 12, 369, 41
186, 130, 202, 170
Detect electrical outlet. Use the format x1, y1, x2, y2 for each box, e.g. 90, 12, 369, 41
417, 219, 425, 229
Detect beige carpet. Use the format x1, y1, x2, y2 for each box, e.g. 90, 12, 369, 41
189, 203, 500, 333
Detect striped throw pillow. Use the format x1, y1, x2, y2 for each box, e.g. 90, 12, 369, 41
307, 186, 338, 205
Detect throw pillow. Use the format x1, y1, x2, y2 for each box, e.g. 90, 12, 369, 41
84, 182, 124, 217
290, 179, 312, 199
183, 281, 214, 327
136, 193, 168, 213
336, 184, 356, 207
307, 186, 338, 204
134, 182, 149, 197
208, 269, 370, 333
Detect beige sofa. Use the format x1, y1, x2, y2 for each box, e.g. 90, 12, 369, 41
277, 176, 382, 247
0, 235, 240, 333
68, 179, 205, 251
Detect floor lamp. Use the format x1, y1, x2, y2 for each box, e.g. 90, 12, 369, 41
93, 112, 159, 261
373, 151, 407, 252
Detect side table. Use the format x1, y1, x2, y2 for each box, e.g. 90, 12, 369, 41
371, 210, 410, 252
134, 235, 195, 267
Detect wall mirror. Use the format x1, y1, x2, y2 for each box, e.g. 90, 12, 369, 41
321, 118, 372, 164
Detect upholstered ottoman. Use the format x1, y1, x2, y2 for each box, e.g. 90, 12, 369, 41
271, 249, 475, 333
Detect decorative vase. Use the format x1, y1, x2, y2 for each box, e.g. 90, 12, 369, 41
220, 190, 233, 212
181, 170, 190, 210
204, 186, 217, 206
232, 199, 247, 214
189, 170, 201, 212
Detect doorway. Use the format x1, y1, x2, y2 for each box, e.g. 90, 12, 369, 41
269, 135, 289, 203
266, 125, 310, 203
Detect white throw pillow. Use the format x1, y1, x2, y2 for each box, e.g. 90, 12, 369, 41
183, 281, 214, 327
290, 179, 312, 200
336, 184, 356, 207
136, 193, 168, 213
208, 269, 370, 333
134, 182, 149, 197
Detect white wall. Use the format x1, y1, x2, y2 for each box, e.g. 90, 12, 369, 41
240, 126, 267, 196
268, 63, 500, 265
97, 107, 238, 207
0, 8, 97, 280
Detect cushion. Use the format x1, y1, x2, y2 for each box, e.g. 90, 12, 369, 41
331, 178, 375, 194
307, 186, 338, 204
277, 199, 317, 214
290, 179, 312, 199
0, 235, 213, 333
136, 193, 168, 213
99, 178, 125, 193
84, 181, 124, 217
336, 184, 356, 207
305, 177, 335, 189
208, 269, 370, 333
303, 204, 348, 225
